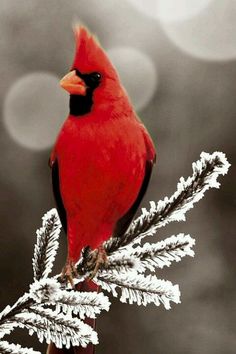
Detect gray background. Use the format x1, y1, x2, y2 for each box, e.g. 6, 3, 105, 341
0, 1, 235, 353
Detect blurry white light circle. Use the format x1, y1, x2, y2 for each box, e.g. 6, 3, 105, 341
128, 0, 212, 23
107, 47, 158, 111
161, 0, 236, 61
4, 72, 68, 150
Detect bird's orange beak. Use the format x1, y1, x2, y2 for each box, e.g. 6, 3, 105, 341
60, 70, 87, 95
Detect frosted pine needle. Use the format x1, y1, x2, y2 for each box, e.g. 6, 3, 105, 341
32, 208, 61, 281
15, 309, 98, 349
108, 234, 195, 273
95, 272, 180, 309
54, 290, 110, 319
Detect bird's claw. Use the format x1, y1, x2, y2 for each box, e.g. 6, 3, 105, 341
88, 245, 108, 279
61, 260, 78, 288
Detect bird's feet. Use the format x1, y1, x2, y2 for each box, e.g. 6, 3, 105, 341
88, 245, 108, 279
61, 259, 78, 288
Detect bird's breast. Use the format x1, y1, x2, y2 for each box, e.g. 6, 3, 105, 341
55, 115, 147, 223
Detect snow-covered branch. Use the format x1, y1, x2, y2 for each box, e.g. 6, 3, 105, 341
15, 308, 98, 349
107, 233, 195, 273
32, 209, 61, 281
0, 151, 230, 354
54, 290, 110, 319
95, 272, 180, 310
0, 211, 110, 354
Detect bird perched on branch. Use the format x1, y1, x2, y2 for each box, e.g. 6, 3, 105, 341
49, 25, 156, 286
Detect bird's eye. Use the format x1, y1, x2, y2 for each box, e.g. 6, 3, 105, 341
82, 72, 102, 88
91, 72, 101, 81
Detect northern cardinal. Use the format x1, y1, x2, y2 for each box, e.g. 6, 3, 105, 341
48, 26, 156, 354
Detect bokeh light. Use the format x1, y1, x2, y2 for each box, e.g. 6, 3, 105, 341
3, 72, 68, 150
160, 0, 236, 61
107, 47, 158, 111
127, 0, 212, 23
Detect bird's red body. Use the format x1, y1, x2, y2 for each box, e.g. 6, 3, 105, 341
53, 105, 154, 262
50, 26, 156, 264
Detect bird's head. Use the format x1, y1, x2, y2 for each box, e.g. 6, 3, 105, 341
60, 26, 128, 116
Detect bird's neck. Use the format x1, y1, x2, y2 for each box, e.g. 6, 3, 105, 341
69, 89, 94, 116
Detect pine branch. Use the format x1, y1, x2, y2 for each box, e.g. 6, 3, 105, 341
32, 209, 61, 281
0, 278, 105, 350
104, 151, 230, 254
95, 272, 180, 310
15, 308, 98, 349
53, 290, 110, 319
108, 234, 195, 273
28, 278, 110, 319
0, 341, 40, 354
0, 211, 109, 352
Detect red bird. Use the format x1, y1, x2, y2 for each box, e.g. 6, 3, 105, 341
50, 25, 156, 280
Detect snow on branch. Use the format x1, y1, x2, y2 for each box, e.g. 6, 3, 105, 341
107, 233, 195, 273
104, 151, 230, 253
0, 151, 230, 353
29, 278, 110, 319
32, 209, 61, 281
54, 290, 110, 319
15, 308, 98, 349
95, 272, 180, 310
0, 211, 109, 353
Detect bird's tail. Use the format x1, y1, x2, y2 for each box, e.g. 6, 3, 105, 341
46, 280, 99, 354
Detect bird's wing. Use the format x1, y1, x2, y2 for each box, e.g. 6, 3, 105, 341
51, 159, 67, 233
113, 128, 156, 238
113, 159, 154, 238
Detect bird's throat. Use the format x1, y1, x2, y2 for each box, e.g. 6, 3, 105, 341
69, 90, 94, 116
